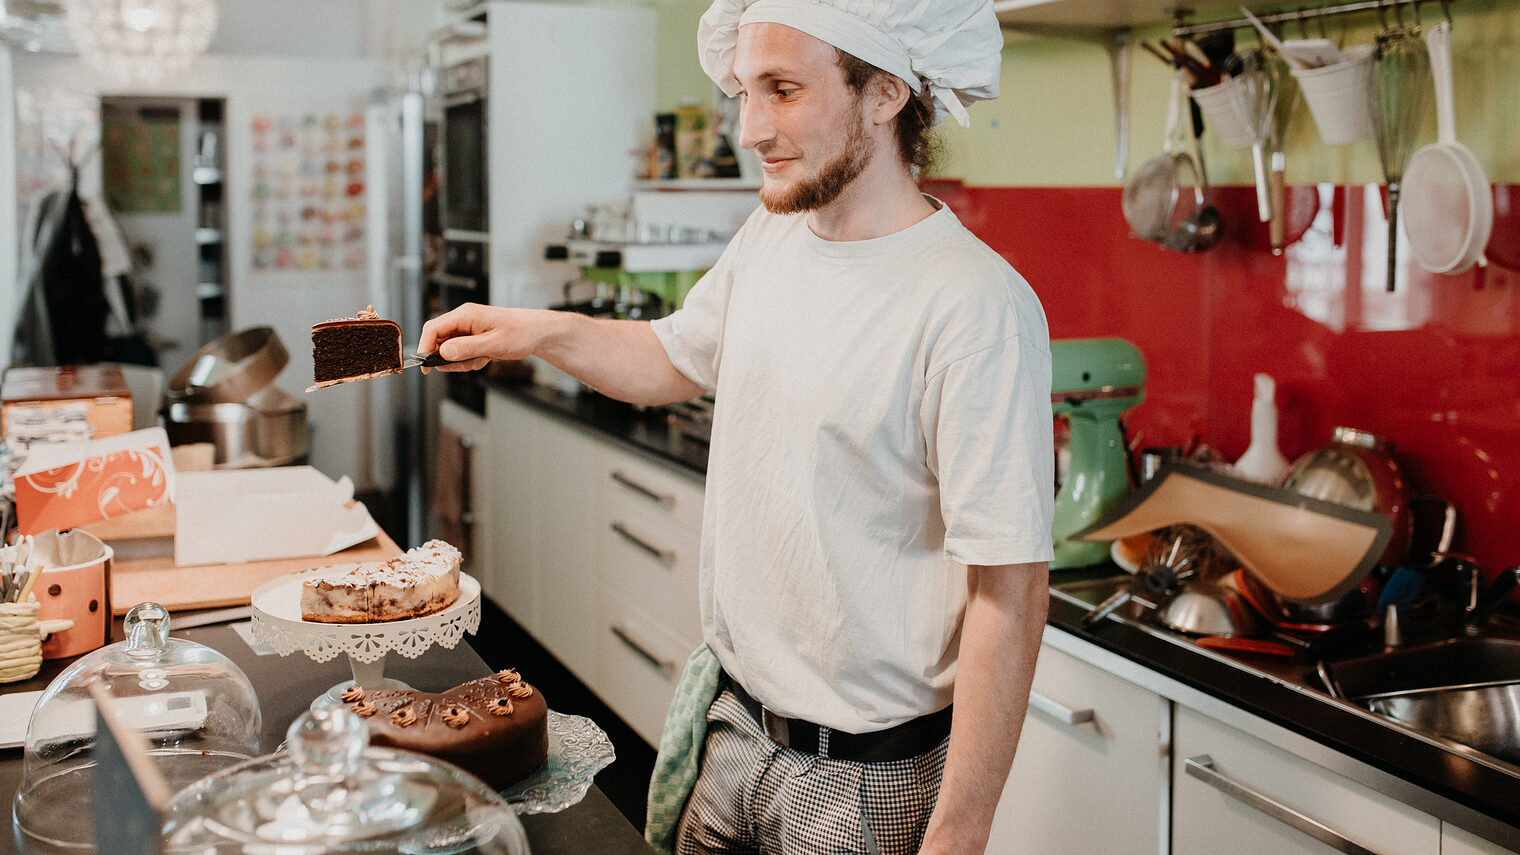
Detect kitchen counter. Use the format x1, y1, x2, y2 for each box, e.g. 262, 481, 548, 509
0, 617, 655, 854
487, 378, 1520, 850
484, 378, 707, 476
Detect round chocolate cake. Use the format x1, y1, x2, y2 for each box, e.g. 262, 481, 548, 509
342, 669, 548, 789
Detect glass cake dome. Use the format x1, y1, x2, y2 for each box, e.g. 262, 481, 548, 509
12, 603, 262, 853
160, 706, 529, 854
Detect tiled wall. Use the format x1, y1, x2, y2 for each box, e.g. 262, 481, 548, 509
924, 179, 1520, 576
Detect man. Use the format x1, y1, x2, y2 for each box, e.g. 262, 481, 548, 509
418, 1, 1053, 852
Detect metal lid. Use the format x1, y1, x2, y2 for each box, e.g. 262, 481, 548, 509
165, 327, 288, 404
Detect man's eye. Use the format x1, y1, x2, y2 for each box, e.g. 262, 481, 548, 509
775, 88, 796, 98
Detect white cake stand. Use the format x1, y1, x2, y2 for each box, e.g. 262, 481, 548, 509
249, 569, 482, 709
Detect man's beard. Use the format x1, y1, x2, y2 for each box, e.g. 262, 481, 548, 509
758, 115, 874, 215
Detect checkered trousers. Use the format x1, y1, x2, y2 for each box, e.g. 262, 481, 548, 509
674, 688, 950, 855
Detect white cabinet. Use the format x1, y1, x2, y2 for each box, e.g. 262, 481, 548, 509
1444, 825, 1520, 855
481, 389, 705, 744
1171, 705, 1440, 855
480, 391, 598, 682
988, 644, 1169, 855
590, 436, 705, 745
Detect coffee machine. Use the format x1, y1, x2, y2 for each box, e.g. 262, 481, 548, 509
1051, 338, 1146, 568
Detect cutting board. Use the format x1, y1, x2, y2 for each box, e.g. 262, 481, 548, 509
108, 531, 402, 615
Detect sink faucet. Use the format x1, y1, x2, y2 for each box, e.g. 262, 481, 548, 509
1459, 562, 1520, 635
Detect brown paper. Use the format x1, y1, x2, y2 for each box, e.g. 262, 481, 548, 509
1073, 464, 1392, 603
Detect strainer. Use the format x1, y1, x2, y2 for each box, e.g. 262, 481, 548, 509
1401, 21, 1492, 275
1123, 73, 1213, 251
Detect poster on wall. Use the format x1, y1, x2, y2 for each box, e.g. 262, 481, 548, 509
248, 107, 366, 271
101, 108, 182, 214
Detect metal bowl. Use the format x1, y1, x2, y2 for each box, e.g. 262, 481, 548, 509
1282, 426, 1412, 566
1366, 684, 1520, 765
163, 385, 307, 468
1157, 574, 1271, 637
165, 327, 289, 404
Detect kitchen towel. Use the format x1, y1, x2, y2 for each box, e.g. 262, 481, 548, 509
434, 426, 468, 552
645, 643, 722, 853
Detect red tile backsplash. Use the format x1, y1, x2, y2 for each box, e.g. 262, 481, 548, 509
925, 179, 1520, 577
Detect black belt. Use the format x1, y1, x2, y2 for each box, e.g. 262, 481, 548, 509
721, 672, 952, 764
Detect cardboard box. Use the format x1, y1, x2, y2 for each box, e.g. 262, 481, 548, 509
173, 466, 378, 567
14, 428, 175, 536
2, 365, 132, 441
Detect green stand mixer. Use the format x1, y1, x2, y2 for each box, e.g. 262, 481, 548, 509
1051, 338, 1146, 568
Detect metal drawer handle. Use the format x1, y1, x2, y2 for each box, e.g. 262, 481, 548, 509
1183, 755, 1380, 855
1027, 691, 1095, 726
610, 623, 678, 678
611, 470, 675, 507
611, 522, 675, 565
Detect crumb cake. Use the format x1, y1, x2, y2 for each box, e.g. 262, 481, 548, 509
300, 540, 462, 623
311, 306, 403, 388
343, 669, 549, 788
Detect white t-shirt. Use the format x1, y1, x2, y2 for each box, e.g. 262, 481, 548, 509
650, 199, 1054, 733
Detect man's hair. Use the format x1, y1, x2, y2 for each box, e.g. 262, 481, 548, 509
835, 49, 940, 176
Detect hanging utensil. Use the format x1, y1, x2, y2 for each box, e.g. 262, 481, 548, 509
1268, 54, 1300, 254
1369, 22, 1433, 291
1401, 20, 1493, 275
1225, 48, 1281, 224
1165, 97, 1223, 253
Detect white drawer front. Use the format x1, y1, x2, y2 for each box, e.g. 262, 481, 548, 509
597, 446, 704, 535
596, 495, 703, 647
1172, 705, 1439, 855
596, 598, 690, 746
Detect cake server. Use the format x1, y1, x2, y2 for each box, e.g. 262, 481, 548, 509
306, 352, 458, 392
402, 351, 456, 369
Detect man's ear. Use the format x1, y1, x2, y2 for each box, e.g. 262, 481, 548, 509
870, 74, 913, 126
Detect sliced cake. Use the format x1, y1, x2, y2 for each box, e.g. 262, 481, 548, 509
300, 540, 462, 623
311, 306, 403, 388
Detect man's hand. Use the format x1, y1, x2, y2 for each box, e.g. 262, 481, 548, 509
417, 302, 555, 373
918, 562, 1049, 855
416, 302, 705, 407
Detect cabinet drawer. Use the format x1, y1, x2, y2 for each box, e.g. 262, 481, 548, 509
989, 645, 1167, 855
1172, 705, 1439, 855
596, 598, 689, 746
596, 499, 702, 648
597, 446, 704, 535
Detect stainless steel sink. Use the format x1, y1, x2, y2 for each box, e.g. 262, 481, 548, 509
1324, 638, 1520, 765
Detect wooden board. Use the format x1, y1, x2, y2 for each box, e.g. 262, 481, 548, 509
108, 531, 402, 615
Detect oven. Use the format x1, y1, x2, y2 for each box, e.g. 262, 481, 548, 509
438, 56, 489, 246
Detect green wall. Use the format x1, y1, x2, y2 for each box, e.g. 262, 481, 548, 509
648, 0, 1519, 187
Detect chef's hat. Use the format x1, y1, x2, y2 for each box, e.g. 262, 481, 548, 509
697, 0, 1003, 128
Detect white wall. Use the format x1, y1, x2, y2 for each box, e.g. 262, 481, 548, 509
0, 47, 15, 371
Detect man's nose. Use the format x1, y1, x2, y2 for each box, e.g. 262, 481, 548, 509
736, 97, 772, 151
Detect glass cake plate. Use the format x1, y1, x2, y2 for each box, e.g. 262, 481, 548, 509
502, 711, 616, 814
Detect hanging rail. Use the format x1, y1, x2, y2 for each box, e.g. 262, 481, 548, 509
1170, 0, 1455, 37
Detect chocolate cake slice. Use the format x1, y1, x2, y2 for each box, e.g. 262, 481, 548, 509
311, 306, 403, 388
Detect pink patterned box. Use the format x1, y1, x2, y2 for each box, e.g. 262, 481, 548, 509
14, 428, 175, 536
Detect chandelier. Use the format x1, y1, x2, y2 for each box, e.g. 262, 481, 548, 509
62, 0, 217, 86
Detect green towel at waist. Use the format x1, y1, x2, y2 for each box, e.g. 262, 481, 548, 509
645, 643, 722, 853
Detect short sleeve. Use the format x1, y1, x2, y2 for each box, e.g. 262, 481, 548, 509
922, 333, 1055, 567
649, 228, 745, 392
